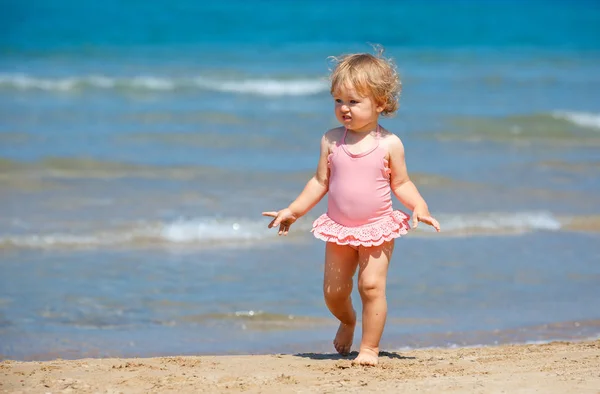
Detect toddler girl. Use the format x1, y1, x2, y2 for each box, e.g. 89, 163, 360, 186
263, 48, 440, 366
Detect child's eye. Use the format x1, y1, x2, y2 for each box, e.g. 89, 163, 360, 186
335, 98, 342, 103
350, 100, 358, 104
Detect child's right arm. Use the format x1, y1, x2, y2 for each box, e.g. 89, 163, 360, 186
262, 133, 331, 236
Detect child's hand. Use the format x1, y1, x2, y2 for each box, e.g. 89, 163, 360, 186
262, 208, 298, 236
412, 206, 441, 232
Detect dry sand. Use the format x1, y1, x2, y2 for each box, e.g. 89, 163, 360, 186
2, 340, 599, 393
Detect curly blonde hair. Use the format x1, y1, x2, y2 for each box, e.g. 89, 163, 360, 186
328, 46, 401, 117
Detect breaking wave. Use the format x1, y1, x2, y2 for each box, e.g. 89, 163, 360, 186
2, 211, 593, 250
0, 73, 328, 96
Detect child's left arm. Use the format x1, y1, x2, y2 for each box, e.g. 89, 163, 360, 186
388, 136, 441, 232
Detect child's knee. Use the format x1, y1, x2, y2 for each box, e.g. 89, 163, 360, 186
358, 277, 385, 299
323, 283, 352, 303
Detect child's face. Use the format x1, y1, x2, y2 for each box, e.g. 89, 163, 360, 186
332, 85, 383, 132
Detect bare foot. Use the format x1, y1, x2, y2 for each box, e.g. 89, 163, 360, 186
352, 347, 379, 366
333, 320, 355, 356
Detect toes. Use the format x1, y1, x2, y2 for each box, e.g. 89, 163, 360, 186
333, 322, 355, 356
352, 349, 379, 366
333, 341, 350, 356
352, 357, 377, 367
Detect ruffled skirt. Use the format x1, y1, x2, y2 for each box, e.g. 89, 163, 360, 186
311, 210, 410, 247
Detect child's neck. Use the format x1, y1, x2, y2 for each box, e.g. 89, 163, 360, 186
347, 120, 379, 134
347, 122, 379, 135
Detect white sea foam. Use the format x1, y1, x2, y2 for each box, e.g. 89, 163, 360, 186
159, 217, 267, 243
0, 73, 78, 91
552, 110, 600, 130
439, 211, 562, 234
0, 72, 327, 96
192, 77, 327, 96
0, 211, 568, 250
130, 76, 175, 90
0, 217, 272, 249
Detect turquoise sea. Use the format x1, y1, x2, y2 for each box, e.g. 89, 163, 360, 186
1, 0, 600, 360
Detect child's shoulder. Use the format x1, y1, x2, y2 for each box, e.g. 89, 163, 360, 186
323, 127, 345, 143
379, 127, 404, 148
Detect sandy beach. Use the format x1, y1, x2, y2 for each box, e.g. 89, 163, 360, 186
2, 340, 598, 393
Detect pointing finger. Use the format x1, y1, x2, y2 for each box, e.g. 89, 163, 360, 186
432, 218, 441, 232
262, 211, 278, 218
420, 216, 441, 232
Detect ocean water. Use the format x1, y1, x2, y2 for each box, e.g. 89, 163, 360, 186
1, 0, 600, 360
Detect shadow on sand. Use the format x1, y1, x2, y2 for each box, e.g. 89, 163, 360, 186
294, 351, 416, 361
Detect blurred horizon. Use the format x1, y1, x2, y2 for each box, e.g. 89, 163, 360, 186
4, 0, 600, 51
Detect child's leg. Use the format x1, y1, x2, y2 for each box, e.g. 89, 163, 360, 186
323, 242, 359, 356
354, 240, 394, 366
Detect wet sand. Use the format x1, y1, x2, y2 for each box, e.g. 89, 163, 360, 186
2, 340, 599, 393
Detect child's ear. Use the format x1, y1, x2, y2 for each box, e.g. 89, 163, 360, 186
376, 103, 384, 113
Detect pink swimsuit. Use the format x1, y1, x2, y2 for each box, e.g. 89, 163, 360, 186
311, 126, 410, 247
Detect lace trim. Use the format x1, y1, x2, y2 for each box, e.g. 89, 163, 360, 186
311, 210, 410, 247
